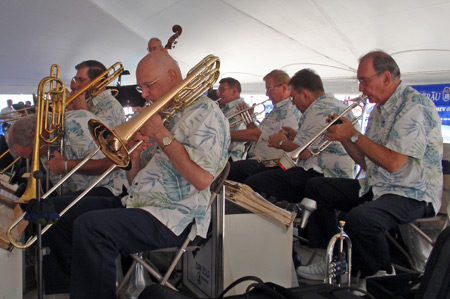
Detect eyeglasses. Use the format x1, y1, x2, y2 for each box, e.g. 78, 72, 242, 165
357, 73, 379, 86
136, 77, 161, 94
266, 84, 283, 93
72, 76, 88, 84
218, 87, 230, 93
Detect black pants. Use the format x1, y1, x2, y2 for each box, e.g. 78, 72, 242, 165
304, 177, 435, 277
227, 159, 274, 183
245, 167, 323, 203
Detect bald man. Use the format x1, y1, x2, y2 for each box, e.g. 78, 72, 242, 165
41, 51, 230, 298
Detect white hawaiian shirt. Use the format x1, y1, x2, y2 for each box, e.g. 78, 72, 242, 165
359, 84, 443, 213
221, 97, 248, 161
87, 89, 126, 128
293, 93, 356, 178
249, 98, 301, 161
123, 96, 230, 239
61, 110, 128, 195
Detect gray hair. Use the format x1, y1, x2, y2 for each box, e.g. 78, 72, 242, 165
359, 50, 401, 80
7, 115, 36, 155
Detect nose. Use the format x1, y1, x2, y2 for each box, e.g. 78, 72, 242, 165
358, 82, 365, 92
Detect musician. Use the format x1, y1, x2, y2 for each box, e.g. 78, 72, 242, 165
297, 51, 442, 288
39, 51, 229, 297
227, 69, 301, 183
244, 69, 356, 204
217, 77, 249, 161
71, 60, 126, 128
147, 37, 163, 52
7, 112, 127, 197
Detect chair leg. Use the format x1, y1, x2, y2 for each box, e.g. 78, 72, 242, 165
160, 236, 191, 286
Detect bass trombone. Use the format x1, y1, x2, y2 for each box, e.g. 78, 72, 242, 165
278, 95, 366, 171
6, 54, 220, 249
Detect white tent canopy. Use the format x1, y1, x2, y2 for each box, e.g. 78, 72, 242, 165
1, 0, 450, 95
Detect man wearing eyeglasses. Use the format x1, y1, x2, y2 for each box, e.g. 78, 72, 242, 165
244, 68, 356, 204
227, 69, 301, 183
217, 77, 250, 161
297, 51, 442, 289
39, 51, 230, 298
71, 60, 126, 128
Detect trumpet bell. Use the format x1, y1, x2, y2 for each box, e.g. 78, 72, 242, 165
277, 152, 296, 171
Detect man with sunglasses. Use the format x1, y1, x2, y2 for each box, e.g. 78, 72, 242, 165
297, 50, 442, 290
227, 69, 301, 183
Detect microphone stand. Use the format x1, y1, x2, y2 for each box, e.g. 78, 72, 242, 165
33, 170, 45, 299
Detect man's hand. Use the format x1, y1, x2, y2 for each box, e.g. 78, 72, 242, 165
281, 126, 297, 141
268, 132, 288, 149
44, 151, 65, 175
139, 113, 165, 139
325, 113, 357, 143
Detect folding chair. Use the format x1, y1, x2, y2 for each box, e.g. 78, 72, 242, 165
116, 162, 230, 294
387, 172, 450, 272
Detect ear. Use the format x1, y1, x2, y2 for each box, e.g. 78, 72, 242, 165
382, 71, 392, 86
167, 69, 178, 83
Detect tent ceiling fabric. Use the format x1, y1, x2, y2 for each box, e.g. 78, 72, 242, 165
1, 0, 450, 95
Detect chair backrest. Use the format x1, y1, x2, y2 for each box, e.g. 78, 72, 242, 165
208, 162, 230, 208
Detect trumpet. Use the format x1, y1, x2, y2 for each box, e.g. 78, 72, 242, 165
278, 95, 366, 171
227, 99, 271, 128
325, 220, 352, 287
6, 55, 220, 249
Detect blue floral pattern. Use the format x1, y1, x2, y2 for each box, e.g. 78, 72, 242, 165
249, 98, 301, 161
124, 96, 230, 238
87, 89, 126, 128
294, 94, 356, 178
359, 84, 443, 213
61, 110, 128, 195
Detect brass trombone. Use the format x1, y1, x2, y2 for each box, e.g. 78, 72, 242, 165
7, 54, 220, 249
278, 96, 367, 171
65, 61, 124, 108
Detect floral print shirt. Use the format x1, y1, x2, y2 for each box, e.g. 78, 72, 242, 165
123, 96, 230, 239
61, 110, 128, 195
293, 94, 356, 178
360, 84, 443, 213
87, 89, 126, 128
249, 98, 301, 161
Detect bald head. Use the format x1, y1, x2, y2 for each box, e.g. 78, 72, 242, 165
136, 51, 182, 102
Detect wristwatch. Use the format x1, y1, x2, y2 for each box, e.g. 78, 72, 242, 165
350, 132, 361, 144
278, 139, 287, 148
161, 135, 175, 148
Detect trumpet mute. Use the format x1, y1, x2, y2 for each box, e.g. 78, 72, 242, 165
299, 197, 317, 229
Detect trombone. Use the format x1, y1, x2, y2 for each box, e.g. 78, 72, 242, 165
7, 54, 221, 249
278, 95, 366, 171
227, 99, 271, 128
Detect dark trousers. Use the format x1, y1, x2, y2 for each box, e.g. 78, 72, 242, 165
227, 159, 274, 183
304, 177, 435, 277
245, 167, 323, 203
42, 190, 190, 298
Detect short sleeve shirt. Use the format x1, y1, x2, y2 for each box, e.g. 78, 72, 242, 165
359, 84, 443, 213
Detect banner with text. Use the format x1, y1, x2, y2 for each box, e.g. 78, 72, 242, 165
411, 83, 450, 125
